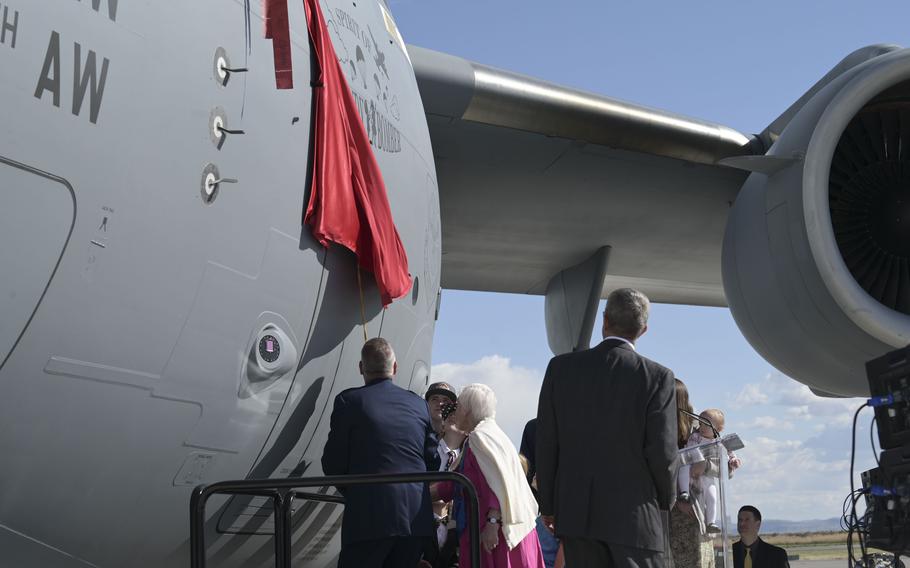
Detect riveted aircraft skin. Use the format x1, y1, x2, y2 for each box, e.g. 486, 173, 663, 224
0, 1, 438, 566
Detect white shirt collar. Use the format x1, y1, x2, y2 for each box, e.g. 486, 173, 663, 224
603, 336, 636, 350
437, 438, 460, 471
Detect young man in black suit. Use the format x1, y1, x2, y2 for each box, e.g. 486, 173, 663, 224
732, 505, 790, 568
536, 288, 678, 568
321, 338, 437, 568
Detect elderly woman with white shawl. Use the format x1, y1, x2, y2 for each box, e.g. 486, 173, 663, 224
432, 384, 545, 568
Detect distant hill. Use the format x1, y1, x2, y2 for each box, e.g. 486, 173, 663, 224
757, 518, 842, 534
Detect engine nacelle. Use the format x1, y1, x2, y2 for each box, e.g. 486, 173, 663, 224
723, 47, 910, 396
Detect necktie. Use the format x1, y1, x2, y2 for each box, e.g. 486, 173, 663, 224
744, 548, 752, 568
445, 450, 456, 470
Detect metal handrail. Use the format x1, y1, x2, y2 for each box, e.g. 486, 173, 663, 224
290, 490, 345, 505
190, 471, 480, 568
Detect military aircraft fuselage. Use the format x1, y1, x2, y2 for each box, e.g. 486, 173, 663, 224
0, 1, 440, 566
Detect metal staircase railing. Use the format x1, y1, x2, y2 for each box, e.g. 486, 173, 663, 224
190, 471, 480, 568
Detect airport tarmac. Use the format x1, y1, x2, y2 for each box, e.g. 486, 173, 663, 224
790, 559, 905, 568
792, 560, 846, 568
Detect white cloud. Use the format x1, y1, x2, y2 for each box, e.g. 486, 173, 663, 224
726, 433, 870, 521
733, 382, 769, 407
730, 374, 861, 426
785, 405, 811, 421
431, 356, 543, 447
739, 415, 794, 431
723, 373, 875, 520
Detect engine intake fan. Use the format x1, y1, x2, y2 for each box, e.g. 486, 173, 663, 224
723, 48, 910, 396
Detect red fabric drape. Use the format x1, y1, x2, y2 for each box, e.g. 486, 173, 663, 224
300, 0, 411, 306
264, 0, 293, 88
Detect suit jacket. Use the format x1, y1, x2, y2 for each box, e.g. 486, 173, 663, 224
536, 338, 677, 552
321, 378, 436, 544
519, 418, 538, 484
732, 538, 790, 568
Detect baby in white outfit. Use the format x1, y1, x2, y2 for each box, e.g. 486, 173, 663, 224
677, 408, 742, 534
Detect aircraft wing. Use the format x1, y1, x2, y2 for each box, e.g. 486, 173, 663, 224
410, 43, 909, 393
409, 45, 763, 307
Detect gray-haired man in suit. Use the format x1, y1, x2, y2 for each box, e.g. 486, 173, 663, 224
536, 288, 677, 568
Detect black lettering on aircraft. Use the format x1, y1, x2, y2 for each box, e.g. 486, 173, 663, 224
0, 4, 18, 49
350, 89, 400, 153
77, 0, 118, 22
335, 8, 360, 38
34, 31, 62, 108
72, 42, 110, 124
34, 32, 110, 124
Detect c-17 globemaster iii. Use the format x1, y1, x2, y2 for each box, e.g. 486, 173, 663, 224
2, 1, 909, 566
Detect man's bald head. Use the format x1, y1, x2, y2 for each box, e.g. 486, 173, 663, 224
360, 338, 397, 381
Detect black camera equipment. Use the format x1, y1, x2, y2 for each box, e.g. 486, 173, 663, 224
868, 347, 910, 450
861, 346, 910, 555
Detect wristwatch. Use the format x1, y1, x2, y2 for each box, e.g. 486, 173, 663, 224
486, 517, 501, 525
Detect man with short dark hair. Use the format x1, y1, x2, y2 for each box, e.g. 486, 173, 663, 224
322, 338, 437, 568
425, 381, 457, 437
733, 505, 790, 568
423, 381, 462, 568
537, 288, 677, 568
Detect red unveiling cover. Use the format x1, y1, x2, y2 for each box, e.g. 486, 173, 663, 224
264, 0, 293, 88
291, 0, 412, 306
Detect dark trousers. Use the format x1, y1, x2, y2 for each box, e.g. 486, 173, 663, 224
563, 537, 665, 568
435, 528, 459, 568
420, 528, 458, 568
339, 536, 427, 568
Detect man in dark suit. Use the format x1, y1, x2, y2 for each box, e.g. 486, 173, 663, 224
732, 505, 790, 568
519, 418, 538, 487
536, 288, 677, 568
321, 338, 437, 568
423, 381, 461, 568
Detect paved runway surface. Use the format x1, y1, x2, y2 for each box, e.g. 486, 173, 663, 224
790, 556, 906, 568
792, 560, 848, 568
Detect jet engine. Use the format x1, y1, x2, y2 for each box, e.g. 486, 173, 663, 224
723, 47, 910, 396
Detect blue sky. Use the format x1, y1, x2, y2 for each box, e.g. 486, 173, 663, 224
388, 0, 909, 521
